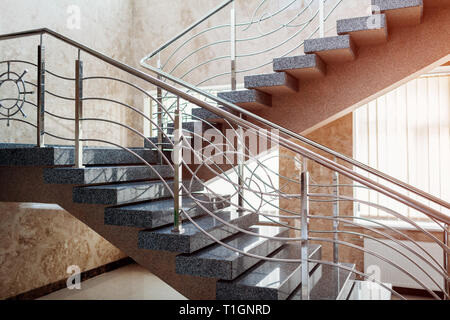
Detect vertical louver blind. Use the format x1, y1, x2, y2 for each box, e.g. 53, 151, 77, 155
353, 70, 449, 221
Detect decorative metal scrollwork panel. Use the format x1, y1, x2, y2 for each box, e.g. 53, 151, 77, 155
0, 62, 33, 126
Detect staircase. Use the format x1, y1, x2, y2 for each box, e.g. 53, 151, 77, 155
1, 0, 449, 300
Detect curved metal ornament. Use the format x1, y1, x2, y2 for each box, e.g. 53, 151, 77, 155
0, 62, 33, 126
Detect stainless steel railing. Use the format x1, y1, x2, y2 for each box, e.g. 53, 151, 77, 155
1, 28, 449, 300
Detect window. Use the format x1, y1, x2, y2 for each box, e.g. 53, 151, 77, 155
353, 66, 449, 222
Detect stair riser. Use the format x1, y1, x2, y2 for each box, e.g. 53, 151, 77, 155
175, 227, 289, 280
138, 213, 258, 253
73, 180, 203, 205
0, 146, 159, 166
43, 166, 174, 185
216, 244, 322, 300
104, 196, 231, 229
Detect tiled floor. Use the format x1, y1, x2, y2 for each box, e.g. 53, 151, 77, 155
38, 264, 187, 300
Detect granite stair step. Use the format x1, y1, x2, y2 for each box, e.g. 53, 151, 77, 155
216, 243, 321, 300
289, 263, 356, 300
337, 14, 388, 46
138, 210, 258, 253
0, 144, 159, 167
176, 225, 289, 280
273, 54, 326, 79
104, 194, 231, 228
304, 35, 357, 63
191, 107, 235, 124
43, 165, 173, 185
218, 90, 272, 110
244, 72, 299, 94
372, 0, 423, 27
73, 179, 204, 205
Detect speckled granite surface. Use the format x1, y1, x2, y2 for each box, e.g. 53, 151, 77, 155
218, 90, 272, 108
43, 165, 174, 184
216, 243, 321, 300
191, 107, 232, 123
175, 226, 288, 280
138, 210, 258, 253
304, 35, 353, 53
337, 14, 387, 33
273, 54, 325, 73
73, 180, 203, 205
104, 194, 230, 228
290, 263, 356, 300
244, 72, 299, 92
0, 144, 158, 166
373, 0, 422, 11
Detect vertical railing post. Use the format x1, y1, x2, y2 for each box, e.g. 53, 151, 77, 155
319, 0, 325, 38
172, 96, 184, 233
444, 224, 449, 300
333, 168, 339, 264
36, 40, 45, 147
74, 53, 84, 168
230, 0, 236, 91
231, 0, 244, 212
301, 168, 310, 300
157, 55, 164, 165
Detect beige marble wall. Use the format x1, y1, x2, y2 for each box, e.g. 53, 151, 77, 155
0, 0, 132, 300
0, 202, 125, 299
0, 0, 148, 147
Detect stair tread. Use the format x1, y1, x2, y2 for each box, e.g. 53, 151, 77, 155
73, 180, 203, 205
373, 0, 422, 11
244, 72, 299, 94
337, 14, 388, 46
216, 243, 321, 300
304, 35, 357, 63
290, 263, 356, 300
191, 107, 233, 124
218, 90, 272, 109
0, 144, 159, 166
176, 225, 288, 280
104, 194, 231, 228
138, 210, 258, 253
372, 0, 423, 26
273, 54, 326, 79
44, 165, 173, 184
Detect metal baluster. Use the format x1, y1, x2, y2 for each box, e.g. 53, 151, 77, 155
231, 0, 244, 212
74, 51, 84, 168
36, 39, 45, 148
319, 0, 325, 38
230, 0, 236, 91
157, 55, 164, 165
333, 167, 339, 264
172, 96, 184, 233
301, 168, 310, 300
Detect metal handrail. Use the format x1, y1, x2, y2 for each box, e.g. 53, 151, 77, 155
140, 0, 234, 64
0, 28, 448, 225
138, 0, 450, 210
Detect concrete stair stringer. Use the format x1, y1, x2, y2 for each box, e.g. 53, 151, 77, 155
223, 6, 450, 136
0, 166, 216, 300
